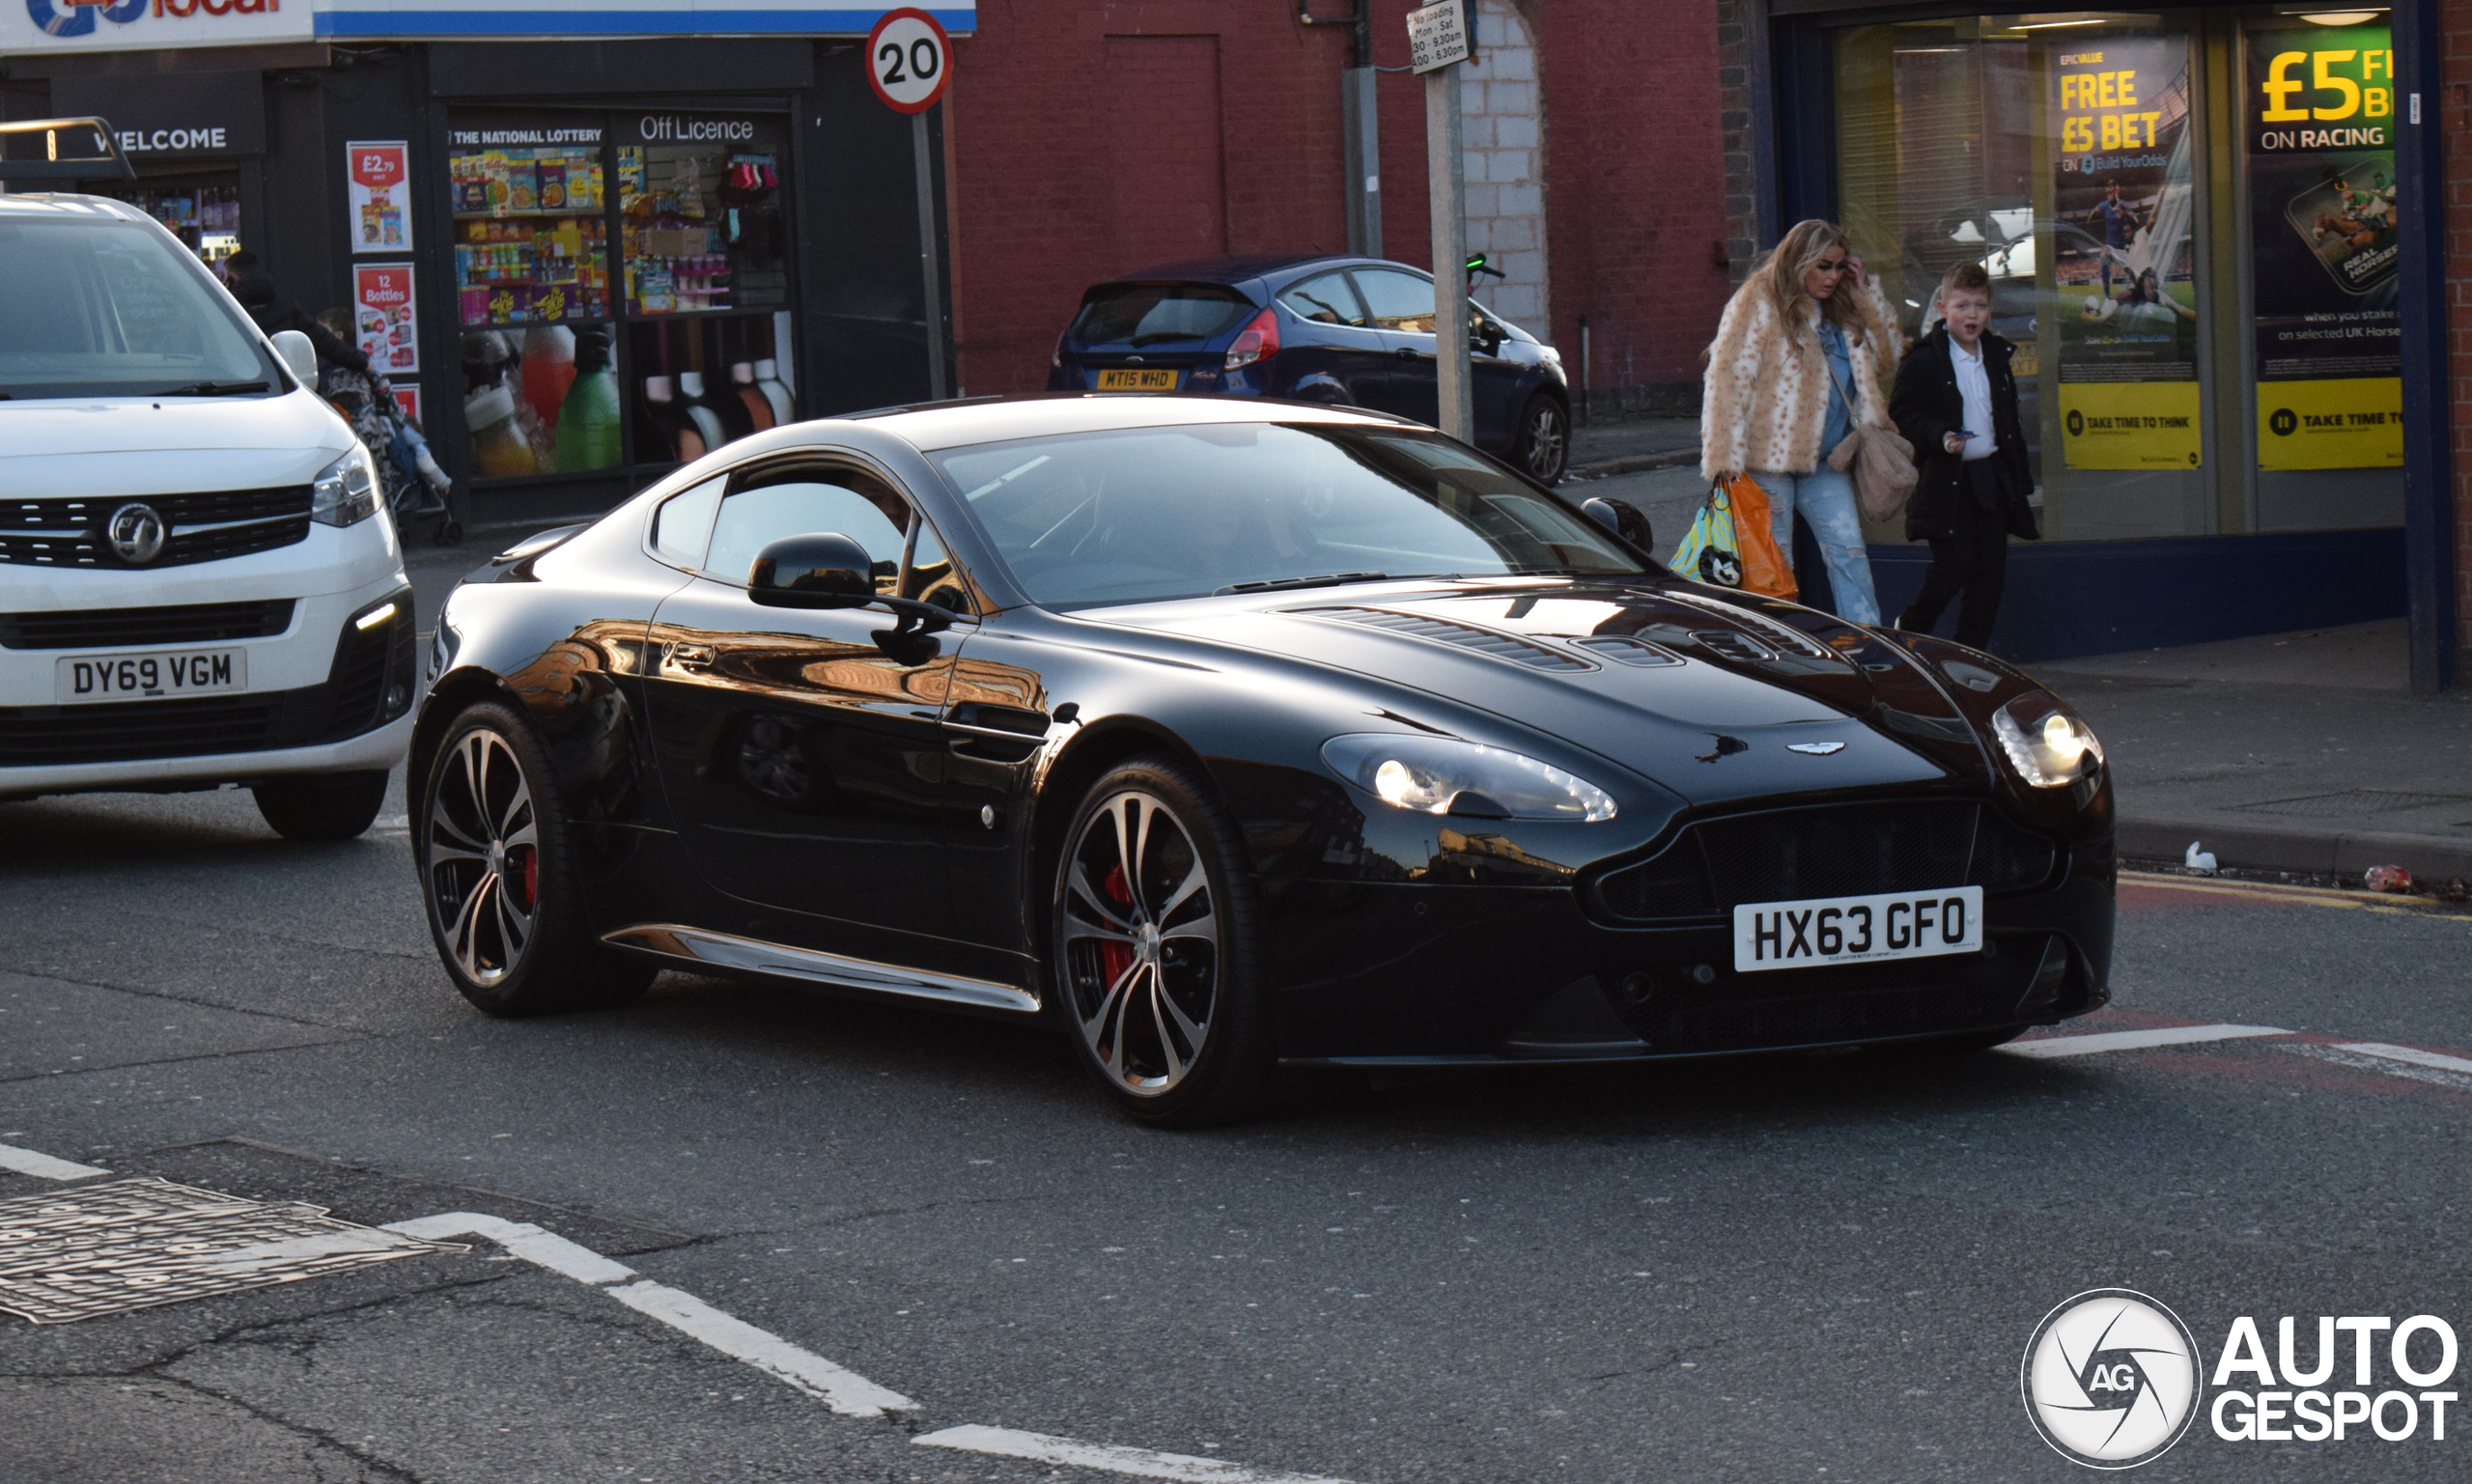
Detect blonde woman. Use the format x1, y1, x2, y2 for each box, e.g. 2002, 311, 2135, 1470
1701, 219, 1899, 624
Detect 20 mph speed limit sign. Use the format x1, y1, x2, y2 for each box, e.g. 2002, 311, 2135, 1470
866, 8, 951, 114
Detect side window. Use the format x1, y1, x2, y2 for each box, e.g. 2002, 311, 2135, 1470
904, 520, 971, 613
705, 468, 912, 591
1350, 268, 1438, 334
649, 474, 725, 569
1276, 271, 1368, 327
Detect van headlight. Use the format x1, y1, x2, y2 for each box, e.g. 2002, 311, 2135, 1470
1321, 734, 1616, 822
311, 445, 382, 527
1991, 692, 2104, 788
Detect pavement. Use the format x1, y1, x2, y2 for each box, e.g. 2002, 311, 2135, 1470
2037, 622, 2472, 885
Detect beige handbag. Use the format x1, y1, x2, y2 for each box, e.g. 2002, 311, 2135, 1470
1823, 355, 1918, 523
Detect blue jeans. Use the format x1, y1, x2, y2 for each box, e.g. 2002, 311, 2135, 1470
1751, 467, 1879, 625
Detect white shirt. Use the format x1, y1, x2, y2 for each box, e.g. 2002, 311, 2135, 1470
1951, 337, 1996, 462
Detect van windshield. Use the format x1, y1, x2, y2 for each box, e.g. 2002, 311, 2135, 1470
0, 215, 278, 400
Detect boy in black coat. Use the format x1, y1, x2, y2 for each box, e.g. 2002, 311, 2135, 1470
1891, 262, 2037, 649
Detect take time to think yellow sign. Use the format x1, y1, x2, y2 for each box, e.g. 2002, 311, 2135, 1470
2257, 378, 2402, 470
2058, 382, 2203, 471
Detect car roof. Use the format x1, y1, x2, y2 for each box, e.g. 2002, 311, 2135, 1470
1092, 252, 1339, 287
0, 192, 152, 223
839, 392, 1417, 452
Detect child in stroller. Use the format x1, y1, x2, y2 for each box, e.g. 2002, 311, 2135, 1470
314, 308, 455, 528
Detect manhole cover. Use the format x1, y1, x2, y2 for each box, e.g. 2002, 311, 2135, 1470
0, 1178, 466, 1325
2233, 791, 2472, 818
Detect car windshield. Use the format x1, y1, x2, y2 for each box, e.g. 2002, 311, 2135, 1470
0, 215, 276, 399
1068, 283, 1253, 347
933, 422, 1652, 608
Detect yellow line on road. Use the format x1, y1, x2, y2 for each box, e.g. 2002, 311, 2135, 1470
2121, 871, 2471, 920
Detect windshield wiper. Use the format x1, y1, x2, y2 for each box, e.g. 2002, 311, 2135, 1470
1214, 572, 1389, 596
155, 379, 270, 396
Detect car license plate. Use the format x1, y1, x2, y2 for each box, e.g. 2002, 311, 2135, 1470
1095, 368, 1179, 391
1732, 885, 1982, 973
55, 648, 247, 704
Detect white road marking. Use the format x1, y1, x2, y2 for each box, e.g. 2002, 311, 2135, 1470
2000, 1023, 2290, 1059
606, 1279, 916, 1416
384, 1213, 638, 1284
0, 1142, 110, 1181
2334, 1042, 2472, 1078
914, 1425, 1353, 1483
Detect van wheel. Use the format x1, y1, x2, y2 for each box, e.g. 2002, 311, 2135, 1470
253, 770, 390, 841
418, 701, 653, 1016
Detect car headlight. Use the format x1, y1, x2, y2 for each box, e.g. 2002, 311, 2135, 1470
1991, 692, 2104, 788
1321, 734, 1616, 822
311, 444, 382, 528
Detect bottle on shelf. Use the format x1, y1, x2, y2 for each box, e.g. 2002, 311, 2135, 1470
752, 358, 794, 426
520, 324, 576, 429
730, 362, 774, 433
675, 369, 743, 448
465, 383, 540, 480
644, 375, 707, 462
555, 326, 622, 471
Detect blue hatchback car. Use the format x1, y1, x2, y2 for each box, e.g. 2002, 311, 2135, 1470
1045, 253, 1573, 484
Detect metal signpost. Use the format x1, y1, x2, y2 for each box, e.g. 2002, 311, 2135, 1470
867, 7, 953, 401
1407, 0, 1472, 441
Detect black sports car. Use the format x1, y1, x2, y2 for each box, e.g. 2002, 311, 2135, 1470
414, 396, 2114, 1125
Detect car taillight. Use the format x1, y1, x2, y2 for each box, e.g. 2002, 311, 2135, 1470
1223, 305, 1280, 371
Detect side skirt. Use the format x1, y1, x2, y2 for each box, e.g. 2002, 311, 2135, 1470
602, 924, 1041, 1015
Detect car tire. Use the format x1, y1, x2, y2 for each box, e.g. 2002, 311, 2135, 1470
417, 700, 654, 1018
252, 770, 390, 841
1050, 755, 1274, 1128
1512, 393, 1570, 485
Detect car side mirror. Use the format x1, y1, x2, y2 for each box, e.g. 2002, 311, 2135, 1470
749, 532, 874, 608
1582, 496, 1654, 552
269, 329, 319, 388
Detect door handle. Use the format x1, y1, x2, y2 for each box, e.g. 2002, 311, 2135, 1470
668, 642, 716, 670
1395, 347, 1432, 361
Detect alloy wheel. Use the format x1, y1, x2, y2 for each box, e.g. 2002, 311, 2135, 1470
1060, 789, 1221, 1095
426, 728, 539, 987
1526, 403, 1567, 480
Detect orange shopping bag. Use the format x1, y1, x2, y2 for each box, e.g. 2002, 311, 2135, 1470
1718, 474, 1798, 601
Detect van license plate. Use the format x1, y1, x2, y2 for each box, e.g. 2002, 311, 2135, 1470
56, 648, 247, 704
1732, 885, 1982, 973
1096, 368, 1179, 391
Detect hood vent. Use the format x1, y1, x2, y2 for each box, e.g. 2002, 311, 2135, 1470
1291, 606, 1594, 672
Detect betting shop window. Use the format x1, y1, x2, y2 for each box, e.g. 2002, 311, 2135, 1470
1832, 14, 2211, 541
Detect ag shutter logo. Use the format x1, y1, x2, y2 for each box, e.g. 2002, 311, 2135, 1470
2023, 1289, 2203, 1469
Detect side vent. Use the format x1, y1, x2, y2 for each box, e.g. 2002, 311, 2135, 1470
1291, 606, 1594, 672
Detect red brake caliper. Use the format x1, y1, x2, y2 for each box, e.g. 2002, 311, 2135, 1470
1097, 862, 1135, 987
510, 846, 537, 910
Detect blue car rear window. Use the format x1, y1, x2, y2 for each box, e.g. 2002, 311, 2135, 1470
1069, 284, 1252, 348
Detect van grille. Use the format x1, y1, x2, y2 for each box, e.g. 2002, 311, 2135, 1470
0, 600, 296, 651
0, 487, 314, 569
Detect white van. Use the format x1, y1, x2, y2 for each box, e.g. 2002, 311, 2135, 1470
0, 122, 413, 839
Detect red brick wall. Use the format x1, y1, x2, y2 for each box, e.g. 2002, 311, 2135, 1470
942, 1, 1728, 406
1531, 0, 1733, 405
2448, 0, 2472, 658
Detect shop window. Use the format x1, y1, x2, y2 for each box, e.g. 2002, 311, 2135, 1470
94, 175, 242, 267
1832, 16, 2211, 542
445, 110, 796, 489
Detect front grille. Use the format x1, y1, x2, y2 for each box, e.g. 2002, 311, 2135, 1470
1295, 606, 1593, 671
0, 693, 287, 766
1609, 933, 2061, 1053
0, 487, 314, 569
0, 600, 295, 651
0, 588, 415, 768
1592, 799, 2059, 923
